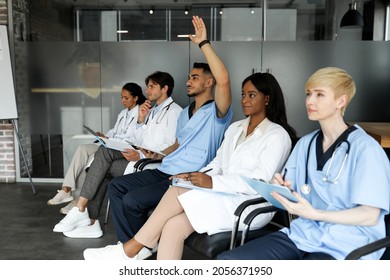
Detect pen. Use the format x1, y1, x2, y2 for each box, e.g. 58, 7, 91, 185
125, 140, 138, 149
282, 168, 287, 181
281, 168, 293, 193
202, 168, 213, 174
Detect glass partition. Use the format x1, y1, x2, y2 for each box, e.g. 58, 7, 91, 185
262, 41, 390, 136
13, 0, 390, 180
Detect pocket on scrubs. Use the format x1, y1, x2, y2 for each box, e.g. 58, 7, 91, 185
321, 225, 370, 257
181, 145, 206, 164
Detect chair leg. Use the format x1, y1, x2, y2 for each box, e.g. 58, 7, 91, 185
229, 216, 240, 249
240, 224, 250, 246
104, 199, 110, 224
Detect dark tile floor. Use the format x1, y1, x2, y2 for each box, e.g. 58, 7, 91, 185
0, 182, 118, 260
0, 182, 204, 260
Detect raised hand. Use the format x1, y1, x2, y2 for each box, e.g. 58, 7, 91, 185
189, 16, 207, 45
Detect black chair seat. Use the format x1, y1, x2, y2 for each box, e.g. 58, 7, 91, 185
184, 222, 283, 259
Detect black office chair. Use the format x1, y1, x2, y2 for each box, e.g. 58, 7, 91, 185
184, 198, 291, 259
104, 158, 162, 224
345, 214, 390, 260
240, 204, 390, 260
131, 158, 291, 259
184, 138, 301, 259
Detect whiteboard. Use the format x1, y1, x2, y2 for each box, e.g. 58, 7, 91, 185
0, 25, 18, 120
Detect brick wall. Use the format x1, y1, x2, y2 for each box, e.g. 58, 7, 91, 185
0, 0, 32, 182
0, 0, 7, 25
0, 1, 14, 183
0, 121, 16, 183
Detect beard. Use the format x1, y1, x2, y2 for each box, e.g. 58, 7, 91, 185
187, 90, 201, 97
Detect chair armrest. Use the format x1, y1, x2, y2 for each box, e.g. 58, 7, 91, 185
229, 197, 269, 250
234, 197, 267, 217
345, 236, 390, 260
243, 205, 280, 226
133, 158, 153, 172
240, 205, 279, 245
138, 159, 162, 171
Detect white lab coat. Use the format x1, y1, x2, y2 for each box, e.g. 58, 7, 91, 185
178, 117, 292, 235
123, 97, 182, 174
105, 106, 139, 141
84, 106, 139, 169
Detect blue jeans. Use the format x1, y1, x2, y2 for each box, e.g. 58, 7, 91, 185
217, 231, 335, 260
108, 168, 171, 243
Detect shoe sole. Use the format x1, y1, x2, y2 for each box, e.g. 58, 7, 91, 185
63, 231, 103, 238
59, 207, 71, 215
53, 219, 91, 233
47, 197, 74, 206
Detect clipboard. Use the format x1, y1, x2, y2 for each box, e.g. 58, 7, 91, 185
241, 176, 297, 210
125, 140, 166, 156
171, 178, 213, 192
83, 125, 106, 146
83, 125, 134, 152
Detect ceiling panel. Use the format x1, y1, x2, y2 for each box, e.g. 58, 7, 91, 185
55, 0, 309, 9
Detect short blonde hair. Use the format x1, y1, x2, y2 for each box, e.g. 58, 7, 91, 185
305, 67, 356, 116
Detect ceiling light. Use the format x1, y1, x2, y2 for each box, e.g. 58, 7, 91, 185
340, 2, 364, 29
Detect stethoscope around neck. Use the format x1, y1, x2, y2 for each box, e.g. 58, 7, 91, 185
301, 130, 351, 194
115, 108, 135, 135
144, 100, 174, 125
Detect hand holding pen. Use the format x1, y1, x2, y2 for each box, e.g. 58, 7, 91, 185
272, 168, 292, 190
173, 168, 213, 188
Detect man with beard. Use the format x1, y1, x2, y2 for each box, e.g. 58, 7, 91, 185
103, 16, 232, 257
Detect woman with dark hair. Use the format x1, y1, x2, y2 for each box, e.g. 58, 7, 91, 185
48, 82, 146, 212
98, 82, 146, 139
83, 71, 296, 260
242, 72, 296, 142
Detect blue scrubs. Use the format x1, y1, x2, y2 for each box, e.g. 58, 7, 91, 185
219, 125, 390, 260
109, 101, 232, 242
281, 125, 390, 259
159, 101, 232, 175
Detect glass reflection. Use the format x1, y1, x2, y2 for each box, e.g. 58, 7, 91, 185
12, 0, 390, 181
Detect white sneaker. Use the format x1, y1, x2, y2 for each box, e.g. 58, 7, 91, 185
47, 190, 74, 205
60, 200, 76, 215
63, 220, 103, 238
53, 207, 90, 232
83, 242, 152, 260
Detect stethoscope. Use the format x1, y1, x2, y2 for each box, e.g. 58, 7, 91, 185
301, 130, 351, 194
144, 101, 174, 125
115, 108, 135, 135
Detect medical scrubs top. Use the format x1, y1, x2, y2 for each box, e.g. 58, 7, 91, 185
158, 101, 232, 176
281, 125, 390, 259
